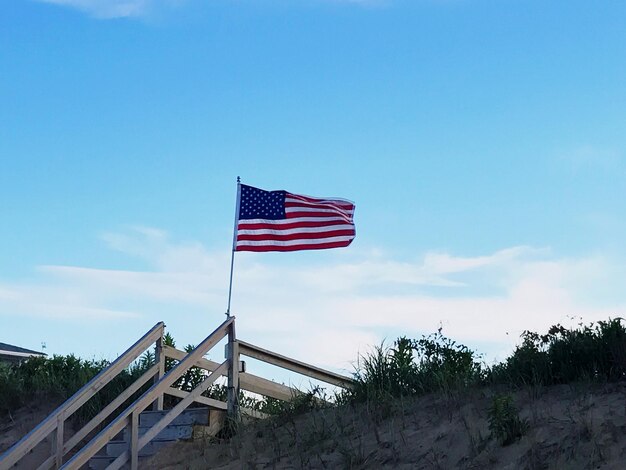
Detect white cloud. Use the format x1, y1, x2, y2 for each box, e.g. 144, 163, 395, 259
422, 246, 544, 274
34, 0, 383, 19
2, 227, 625, 372
35, 0, 182, 19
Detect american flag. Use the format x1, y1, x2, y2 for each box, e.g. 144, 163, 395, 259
235, 184, 356, 252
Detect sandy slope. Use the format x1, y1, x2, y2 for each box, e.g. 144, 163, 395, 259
3, 383, 625, 469
149, 382, 626, 469
0, 398, 70, 470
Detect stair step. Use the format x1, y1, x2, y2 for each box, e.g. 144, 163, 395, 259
106, 439, 172, 458
88, 455, 152, 470
87, 407, 215, 468
120, 423, 194, 442
88, 455, 131, 470
138, 407, 209, 427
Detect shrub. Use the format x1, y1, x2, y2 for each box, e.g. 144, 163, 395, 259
349, 329, 485, 402
491, 318, 626, 386
411, 329, 485, 393
0, 355, 107, 417
0, 350, 156, 424
487, 394, 528, 446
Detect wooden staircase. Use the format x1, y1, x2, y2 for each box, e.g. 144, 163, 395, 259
88, 408, 219, 470
0, 316, 354, 470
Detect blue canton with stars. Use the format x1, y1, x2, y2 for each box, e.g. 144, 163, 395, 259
239, 184, 287, 220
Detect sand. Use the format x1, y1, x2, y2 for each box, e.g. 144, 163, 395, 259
3, 382, 626, 469
147, 382, 626, 469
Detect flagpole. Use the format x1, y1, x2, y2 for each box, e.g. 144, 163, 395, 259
226, 176, 241, 318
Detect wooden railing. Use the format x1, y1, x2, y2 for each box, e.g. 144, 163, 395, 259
1, 316, 354, 470
165, 346, 299, 403
0, 322, 165, 470
238, 340, 355, 390
60, 317, 234, 470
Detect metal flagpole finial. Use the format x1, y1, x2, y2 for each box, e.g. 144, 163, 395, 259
237, 176, 241, 184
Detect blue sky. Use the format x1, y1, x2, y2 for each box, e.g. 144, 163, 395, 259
2, 0, 626, 379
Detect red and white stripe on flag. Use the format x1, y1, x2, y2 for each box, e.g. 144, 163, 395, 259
235, 187, 356, 252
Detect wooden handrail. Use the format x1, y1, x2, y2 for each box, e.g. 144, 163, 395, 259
164, 345, 300, 402
0, 322, 164, 470
238, 340, 355, 389
164, 387, 268, 419
61, 316, 234, 470
36, 363, 160, 470
165, 387, 227, 410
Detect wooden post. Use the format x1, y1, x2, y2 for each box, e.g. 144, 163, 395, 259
153, 335, 165, 411
54, 413, 64, 469
226, 320, 240, 421
130, 411, 139, 470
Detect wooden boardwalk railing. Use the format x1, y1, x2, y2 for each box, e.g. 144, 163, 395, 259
0, 316, 354, 470
238, 340, 355, 389
165, 345, 299, 402
0, 322, 165, 470
60, 317, 234, 470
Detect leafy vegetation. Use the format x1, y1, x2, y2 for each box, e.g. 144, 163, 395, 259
0, 352, 153, 424
487, 394, 529, 445
346, 318, 626, 406
491, 318, 626, 386
346, 328, 485, 403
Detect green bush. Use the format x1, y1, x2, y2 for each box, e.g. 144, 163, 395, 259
491, 318, 626, 386
349, 330, 485, 403
346, 318, 626, 406
412, 330, 485, 393
487, 394, 528, 445
0, 355, 106, 417
0, 350, 156, 424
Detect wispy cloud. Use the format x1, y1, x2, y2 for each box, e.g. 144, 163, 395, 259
3, 227, 625, 370
34, 0, 183, 19
34, 0, 384, 19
